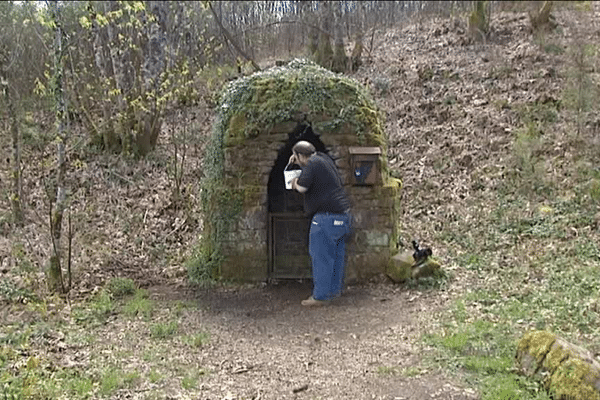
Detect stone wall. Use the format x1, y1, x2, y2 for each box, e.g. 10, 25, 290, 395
218, 120, 399, 282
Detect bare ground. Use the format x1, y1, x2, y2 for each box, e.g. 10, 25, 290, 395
138, 280, 478, 400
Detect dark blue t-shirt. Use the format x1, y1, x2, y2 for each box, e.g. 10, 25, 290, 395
297, 152, 351, 217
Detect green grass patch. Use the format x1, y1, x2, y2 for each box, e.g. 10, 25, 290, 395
148, 368, 163, 384
73, 289, 115, 325
123, 289, 154, 319
99, 367, 141, 396
402, 268, 451, 291
183, 331, 211, 348
0, 277, 37, 304
150, 321, 179, 339
481, 374, 551, 400
423, 302, 551, 400
376, 365, 400, 376
107, 277, 137, 298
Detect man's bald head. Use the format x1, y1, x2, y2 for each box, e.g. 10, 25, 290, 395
292, 141, 316, 156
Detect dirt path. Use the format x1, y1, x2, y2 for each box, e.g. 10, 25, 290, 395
150, 281, 478, 400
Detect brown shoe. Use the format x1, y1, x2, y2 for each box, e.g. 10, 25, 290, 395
301, 296, 328, 307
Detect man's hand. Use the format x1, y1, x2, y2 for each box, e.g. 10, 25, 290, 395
292, 177, 307, 193
288, 154, 297, 165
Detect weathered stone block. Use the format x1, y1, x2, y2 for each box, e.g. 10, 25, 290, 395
387, 251, 441, 282
516, 330, 600, 400
347, 251, 389, 281
387, 251, 413, 282
352, 210, 380, 229
221, 247, 269, 281
365, 230, 389, 247
268, 121, 297, 134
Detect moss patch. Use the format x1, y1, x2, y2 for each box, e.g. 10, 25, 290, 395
516, 331, 600, 400
215, 59, 385, 148
517, 330, 557, 364
549, 358, 600, 400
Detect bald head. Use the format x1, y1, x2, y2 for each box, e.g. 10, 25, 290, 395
292, 141, 316, 156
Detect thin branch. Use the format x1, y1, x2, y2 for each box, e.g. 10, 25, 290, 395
239, 19, 330, 38
208, 1, 260, 72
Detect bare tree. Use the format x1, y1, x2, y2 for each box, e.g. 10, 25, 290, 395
350, 1, 366, 72
315, 0, 333, 68
1, 70, 23, 226
0, 1, 24, 226
331, 1, 348, 73
48, 0, 67, 293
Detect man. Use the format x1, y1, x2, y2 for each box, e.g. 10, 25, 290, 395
289, 141, 352, 307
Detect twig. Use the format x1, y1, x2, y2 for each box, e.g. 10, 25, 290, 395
67, 209, 72, 291
292, 384, 309, 393
107, 169, 135, 185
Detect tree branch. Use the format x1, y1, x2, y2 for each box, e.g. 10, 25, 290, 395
239, 19, 331, 39
208, 1, 260, 72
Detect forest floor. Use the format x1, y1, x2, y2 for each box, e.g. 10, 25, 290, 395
2, 2, 600, 400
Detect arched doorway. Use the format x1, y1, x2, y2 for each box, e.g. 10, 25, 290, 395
266, 123, 327, 279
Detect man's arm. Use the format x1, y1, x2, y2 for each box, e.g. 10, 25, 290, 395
292, 178, 308, 193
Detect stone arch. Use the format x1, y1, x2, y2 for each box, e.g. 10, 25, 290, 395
267, 123, 327, 214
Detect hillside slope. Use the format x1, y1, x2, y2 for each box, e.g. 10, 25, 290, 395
358, 4, 600, 273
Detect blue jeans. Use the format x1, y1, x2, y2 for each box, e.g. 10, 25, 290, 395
309, 212, 352, 301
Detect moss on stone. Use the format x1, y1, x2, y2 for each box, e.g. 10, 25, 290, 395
549, 358, 600, 400
517, 330, 556, 364
387, 251, 414, 283
544, 339, 575, 376
516, 331, 600, 400
215, 59, 385, 149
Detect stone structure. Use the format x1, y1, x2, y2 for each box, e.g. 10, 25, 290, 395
516, 330, 600, 400
202, 59, 401, 283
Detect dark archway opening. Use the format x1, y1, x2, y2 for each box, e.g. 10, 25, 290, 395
267, 124, 327, 213
267, 123, 327, 279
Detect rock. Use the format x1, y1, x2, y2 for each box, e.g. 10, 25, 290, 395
516, 330, 600, 400
387, 251, 441, 283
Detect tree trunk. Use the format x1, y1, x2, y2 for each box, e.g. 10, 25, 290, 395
530, 1, 555, 32
104, 2, 136, 154
1, 70, 23, 226
310, 1, 320, 57
1, 3, 23, 227
315, 0, 333, 69
90, 4, 119, 151
350, 1, 365, 72
135, 1, 167, 157
468, 1, 489, 42
48, 0, 66, 293
331, 1, 347, 73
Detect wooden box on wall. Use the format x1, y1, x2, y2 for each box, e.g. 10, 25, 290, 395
348, 147, 381, 186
